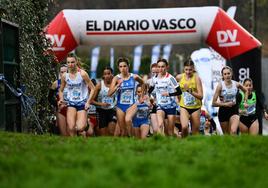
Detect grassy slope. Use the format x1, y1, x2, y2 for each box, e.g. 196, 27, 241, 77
0, 132, 268, 188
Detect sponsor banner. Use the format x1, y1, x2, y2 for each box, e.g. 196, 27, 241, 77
191, 48, 213, 89
210, 48, 226, 90
133, 45, 143, 74
110, 48, 114, 70
191, 48, 226, 116
191, 48, 226, 91
206, 9, 261, 60
229, 47, 262, 134
151, 44, 161, 64
46, 7, 261, 62
59, 7, 220, 46
90, 46, 100, 79
45, 11, 78, 62
229, 47, 261, 94
226, 6, 237, 19
162, 44, 172, 62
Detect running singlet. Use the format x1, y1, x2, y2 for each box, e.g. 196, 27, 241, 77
135, 102, 150, 119
152, 73, 178, 109
179, 73, 201, 109
97, 80, 116, 109
65, 72, 88, 106
239, 91, 256, 116
220, 80, 238, 103
117, 73, 136, 105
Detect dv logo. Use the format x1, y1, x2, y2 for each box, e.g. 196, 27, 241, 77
216, 29, 240, 47
45, 34, 65, 51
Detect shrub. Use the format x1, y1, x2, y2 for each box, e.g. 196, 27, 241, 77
0, 0, 57, 133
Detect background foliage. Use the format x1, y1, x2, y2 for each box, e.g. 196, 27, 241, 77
0, 0, 57, 132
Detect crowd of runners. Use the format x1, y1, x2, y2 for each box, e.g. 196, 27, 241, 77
48, 53, 268, 138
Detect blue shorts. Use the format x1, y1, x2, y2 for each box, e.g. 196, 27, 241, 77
117, 103, 132, 113
68, 104, 85, 111
157, 106, 176, 115
132, 118, 149, 128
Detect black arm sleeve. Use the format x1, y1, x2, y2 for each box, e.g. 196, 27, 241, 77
236, 92, 242, 104
256, 92, 266, 113
48, 89, 57, 107
168, 86, 182, 96
148, 86, 155, 95
235, 92, 243, 109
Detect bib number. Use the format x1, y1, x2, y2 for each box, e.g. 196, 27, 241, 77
136, 107, 149, 118
102, 96, 113, 105
158, 95, 170, 105
225, 94, 235, 103
183, 92, 196, 106
72, 89, 81, 100
246, 104, 256, 115
120, 89, 133, 104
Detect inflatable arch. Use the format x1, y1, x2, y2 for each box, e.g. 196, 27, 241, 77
45, 6, 262, 93
46, 6, 264, 133
46, 7, 261, 60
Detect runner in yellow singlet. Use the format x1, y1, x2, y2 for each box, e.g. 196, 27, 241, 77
176, 59, 203, 137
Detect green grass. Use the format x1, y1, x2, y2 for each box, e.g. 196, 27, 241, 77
1, 132, 268, 188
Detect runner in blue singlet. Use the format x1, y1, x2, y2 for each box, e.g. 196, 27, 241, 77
108, 57, 144, 136
132, 84, 150, 139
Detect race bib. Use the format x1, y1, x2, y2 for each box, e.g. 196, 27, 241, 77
120, 89, 133, 104
136, 107, 149, 118
71, 89, 81, 100
88, 105, 96, 114
158, 95, 170, 105
225, 94, 235, 103
102, 96, 113, 105
183, 92, 196, 106
246, 104, 256, 115
63, 90, 68, 101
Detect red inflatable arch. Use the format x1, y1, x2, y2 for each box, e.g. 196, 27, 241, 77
45, 7, 260, 62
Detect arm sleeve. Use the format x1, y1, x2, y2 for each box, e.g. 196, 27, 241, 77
148, 86, 155, 95
256, 92, 266, 112
168, 86, 182, 96
48, 89, 57, 107
236, 92, 242, 104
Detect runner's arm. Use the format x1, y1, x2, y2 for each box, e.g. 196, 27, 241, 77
108, 76, 120, 97
134, 74, 144, 84
81, 70, 95, 105
212, 83, 223, 107
58, 74, 66, 104
91, 83, 107, 107
188, 75, 203, 100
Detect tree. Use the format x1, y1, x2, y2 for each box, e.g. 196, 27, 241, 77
0, 0, 57, 132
